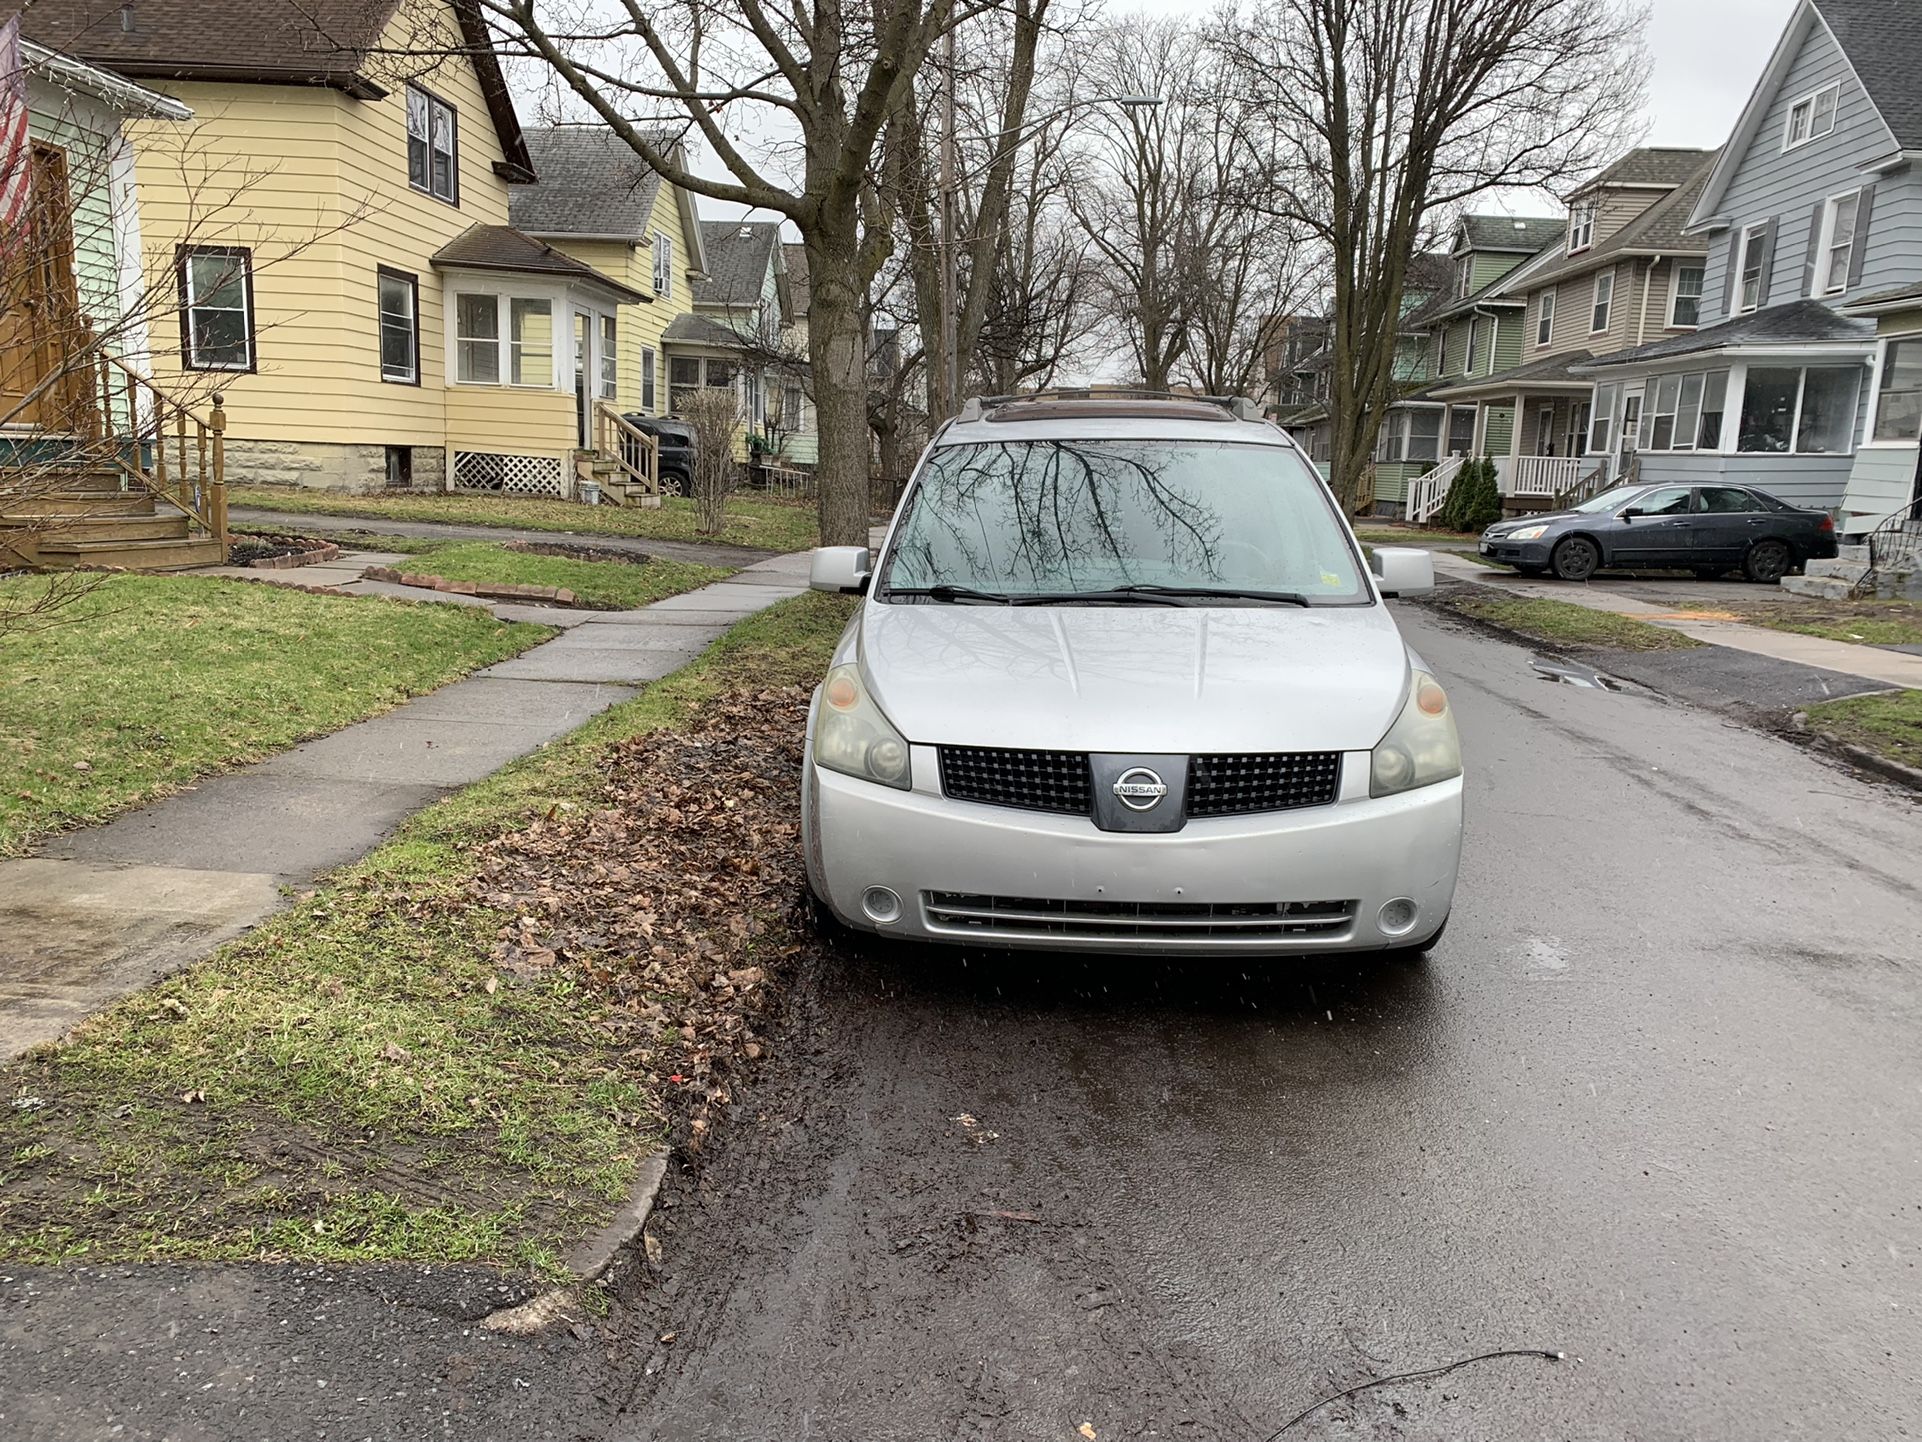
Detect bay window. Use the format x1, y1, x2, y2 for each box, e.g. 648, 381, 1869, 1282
1736, 365, 1860, 453
1406, 409, 1441, 462
669, 355, 701, 410
599, 315, 618, 399
1873, 339, 1922, 442
454, 294, 556, 386
1698, 371, 1728, 450
641, 345, 658, 412
455, 294, 500, 384
1643, 371, 1715, 452
509, 299, 552, 385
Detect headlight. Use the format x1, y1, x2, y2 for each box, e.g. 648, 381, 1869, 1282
1507, 524, 1549, 541
1371, 668, 1462, 797
814, 663, 911, 790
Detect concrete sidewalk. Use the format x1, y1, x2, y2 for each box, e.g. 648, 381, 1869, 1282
0, 553, 810, 1061
1432, 551, 1922, 690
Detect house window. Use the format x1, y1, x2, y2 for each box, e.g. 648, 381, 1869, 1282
1536, 289, 1556, 348
599, 315, 618, 399
178, 246, 255, 371
1817, 190, 1861, 295
1447, 406, 1475, 456
1464, 318, 1478, 373
1375, 414, 1404, 463
1457, 257, 1473, 299
1406, 409, 1441, 462
1589, 383, 1618, 453
455, 295, 500, 383
510, 298, 552, 386
669, 355, 701, 410
782, 382, 803, 430
1535, 406, 1556, 455
407, 85, 458, 204
1873, 338, 1922, 441
1567, 204, 1595, 254
1590, 269, 1614, 333
1737, 365, 1860, 453
1783, 82, 1839, 150
1699, 371, 1728, 449
377, 267, 419, 384
1670, 264, 1704, 327
1736, 222, 1769, 313
385, 445, 412, 488
1645, 372, 1712, 451
640, 345, 657, 412
652, 233, 673, 297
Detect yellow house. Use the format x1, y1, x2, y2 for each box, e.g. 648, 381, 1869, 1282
508, 127, 707, 422
19, 0, 648, 499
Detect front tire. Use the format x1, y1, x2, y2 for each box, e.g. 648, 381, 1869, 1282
1744, 539, 1792, 584
1550, 535, 1600, 582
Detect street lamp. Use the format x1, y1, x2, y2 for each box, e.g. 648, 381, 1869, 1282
937, 77, 1163, 414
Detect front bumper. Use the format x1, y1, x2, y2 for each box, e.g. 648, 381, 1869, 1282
1479, 535, 1553, 566
804, 751, 1463, 955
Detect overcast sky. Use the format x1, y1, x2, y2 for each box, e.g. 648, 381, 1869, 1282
689, 0, 1798, 227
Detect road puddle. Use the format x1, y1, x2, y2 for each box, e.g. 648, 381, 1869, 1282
1532, 658, 1624, 690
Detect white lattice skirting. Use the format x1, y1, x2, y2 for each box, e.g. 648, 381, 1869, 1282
451, 450, 567, 498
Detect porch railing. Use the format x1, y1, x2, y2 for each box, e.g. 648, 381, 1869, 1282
1851, 493, 1922, 598
1497, 455, 1584, 497
92, 352, 227, 546
592, 401, 663, 499
1552, 460, 1613, 509
1407, 454, 1465, 526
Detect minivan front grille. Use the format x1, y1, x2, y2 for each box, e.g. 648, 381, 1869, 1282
924, 893, 1357, 942
1188, 751, 1342, 816
939, 746, 1091, 815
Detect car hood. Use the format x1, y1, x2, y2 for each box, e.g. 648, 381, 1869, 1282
854, 602, 1413, 753
1486, 509, 1587, 536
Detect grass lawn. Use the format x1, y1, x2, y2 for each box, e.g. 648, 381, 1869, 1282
389, 541, 732, 611
1443, 593, 1705, 652
1725, 597, 1922, 650
0, 575, 549, 855
231, 486, 820, 553
1355, 527, 1483, 547
1804, 690, 1922, 771
0, 592, 855, 1272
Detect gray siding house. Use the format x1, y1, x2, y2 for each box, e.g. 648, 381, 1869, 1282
1575, 0, 1922, 533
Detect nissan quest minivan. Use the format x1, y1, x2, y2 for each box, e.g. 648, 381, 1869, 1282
799, 394, 1462, 959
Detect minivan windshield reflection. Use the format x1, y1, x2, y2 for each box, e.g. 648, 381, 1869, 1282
880, 440, 1369, 605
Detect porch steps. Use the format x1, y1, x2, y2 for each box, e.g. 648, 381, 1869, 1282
1782, 544, 1913, 600
1, 513, 188, 544
33, 534, 225, 572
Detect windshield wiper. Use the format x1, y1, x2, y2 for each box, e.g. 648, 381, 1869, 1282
1097, 584, 1316, 607
888, 584, 1018, 605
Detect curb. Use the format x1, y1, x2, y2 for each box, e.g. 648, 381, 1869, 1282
482, 1150, 669, 1334
1789, 716, 1922, 793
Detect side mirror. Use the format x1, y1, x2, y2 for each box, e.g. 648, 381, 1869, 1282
1371, 546, 1434, 597
809, 545, 871, 594
1617, 509, 1638, 521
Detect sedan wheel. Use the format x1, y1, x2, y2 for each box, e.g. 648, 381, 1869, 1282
1743, 539, 1793, 584
1550, 536, 1600, 582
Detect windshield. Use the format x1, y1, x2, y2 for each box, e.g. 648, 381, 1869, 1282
1572, 484, 1648, 514
879, 439, 1369, 605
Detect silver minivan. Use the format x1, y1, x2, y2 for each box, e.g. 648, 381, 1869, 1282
800, 394, 1462, 958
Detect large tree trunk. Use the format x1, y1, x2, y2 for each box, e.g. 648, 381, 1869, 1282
806, 233, 875, 548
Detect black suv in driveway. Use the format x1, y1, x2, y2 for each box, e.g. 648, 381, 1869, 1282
1479, 481, 1838, 583
621, 415, 696, 494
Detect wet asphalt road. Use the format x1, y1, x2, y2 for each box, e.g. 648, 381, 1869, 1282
6, 604, 1921, 1441
619, 603, 1922, 1441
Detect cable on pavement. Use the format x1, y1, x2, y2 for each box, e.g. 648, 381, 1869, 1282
1263, 1347, 1566, 1439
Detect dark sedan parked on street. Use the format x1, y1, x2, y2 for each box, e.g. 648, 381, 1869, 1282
1479, 482, 1838, 583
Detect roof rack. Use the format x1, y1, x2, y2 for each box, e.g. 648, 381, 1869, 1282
954, 390, 1268, 425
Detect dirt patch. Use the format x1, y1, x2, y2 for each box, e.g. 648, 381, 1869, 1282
504, 539, 649, 567
228, 532, 340, 568
1706, 596, 1922, 649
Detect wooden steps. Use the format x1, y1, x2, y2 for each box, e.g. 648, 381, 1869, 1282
33, 534, 226, 571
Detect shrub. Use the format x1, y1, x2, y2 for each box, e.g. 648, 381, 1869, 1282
681, 387, 742, 536
1458, 457, 1503, 532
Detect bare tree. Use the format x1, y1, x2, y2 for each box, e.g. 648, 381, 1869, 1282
680, 386, 741, 535
1216, 0, 1646, 509
1065, 18, 1212, 391
476, 0, 996, 546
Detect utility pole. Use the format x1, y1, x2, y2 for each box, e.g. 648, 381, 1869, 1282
938, 24, 958, 418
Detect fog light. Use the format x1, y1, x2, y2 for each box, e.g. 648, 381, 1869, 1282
861, 886, 903, 924
1378, 898, 1419, 936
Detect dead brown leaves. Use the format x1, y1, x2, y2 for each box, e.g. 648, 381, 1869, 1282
471, 686, 815, 1148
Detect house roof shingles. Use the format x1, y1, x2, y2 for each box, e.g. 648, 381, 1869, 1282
1428, 350, 1599, 398
662, 312, 750, 349
1458, 215, 1566, 253
509, 128, 669, 238
1572, 146, 1716, 194
692, 220, 781, 308
1579, 298, 1874, 369
431, 224, 645, 301
15, 0, 534, 179
1816, 0, 1922, 151
1523, 156, 1718, 289
1843, 280, 1922, 315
